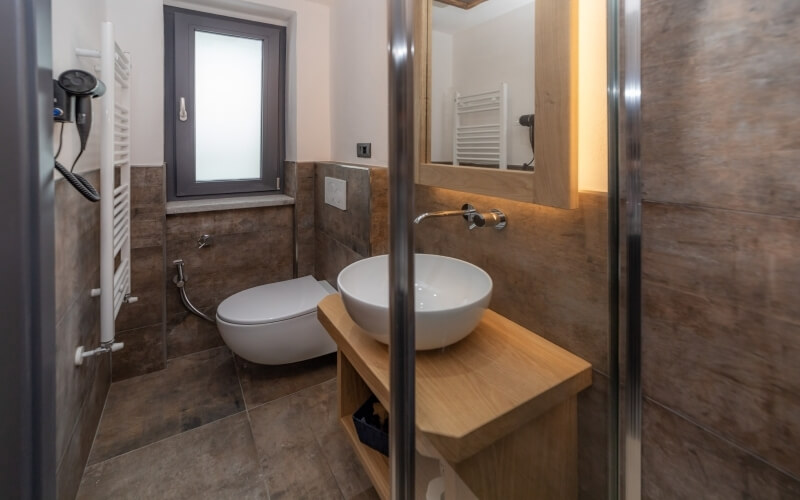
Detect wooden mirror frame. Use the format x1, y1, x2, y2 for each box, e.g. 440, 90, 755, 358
414, 0, 579, 209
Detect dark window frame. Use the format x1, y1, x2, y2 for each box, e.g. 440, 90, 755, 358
164, 6, 286, 200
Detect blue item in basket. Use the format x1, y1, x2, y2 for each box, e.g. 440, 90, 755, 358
352, 396, 389, 457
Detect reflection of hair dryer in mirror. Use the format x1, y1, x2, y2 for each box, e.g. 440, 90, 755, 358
518, 114, 535, 170
58, 69, 106, 153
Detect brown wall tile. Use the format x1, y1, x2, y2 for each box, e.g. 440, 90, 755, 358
56, 355, 110, 500
284, 161, 297, 197
641, 1, 800, 217
640, 0, 800, 493
315, 162, 373, 256
643, 280, 800, 479
115, 245, 166, 332
642, 201, 800, 478
285, 161, 300, 277
130, 209, 164, 249
314, 231, 365, 288
55, 170, 101, 323
369, 167, 389, 256
130, 166, 166, 209
642, 400, 800, 498
313, 162, 389, 287
55, 269, 101, 464
166, 307, 223, 359
130, 167, 166, 249
131, 166, 166, 195
642, 202, 800, 326
295, 162, 316, 277
113, 167, 167, 380
54, 171, 111, 499
112, 324, 166, 381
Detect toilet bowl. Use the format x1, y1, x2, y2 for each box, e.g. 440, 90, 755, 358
216, 275, 337, 365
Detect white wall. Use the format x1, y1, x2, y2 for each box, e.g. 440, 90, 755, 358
430, 30, 453, 163
103, 0, 332, 166
106, 0, 164, 166
55, 0, 604, 190
266, 0, 332, 162
328, 0, 389, 166
433, 3, 536, 167
52, 0, 106, 174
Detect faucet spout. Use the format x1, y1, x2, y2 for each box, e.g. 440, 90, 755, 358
413, 208, 474, 225
413, 203, 507, 230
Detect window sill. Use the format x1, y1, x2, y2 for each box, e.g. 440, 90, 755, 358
166, 194, 294, 215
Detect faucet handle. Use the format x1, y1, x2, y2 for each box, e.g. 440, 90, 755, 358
484, 209, 507, 230
466, 207, 507, 230
197, 234, 213, 249
462, 204, 481, 230
461, 204, 477, 225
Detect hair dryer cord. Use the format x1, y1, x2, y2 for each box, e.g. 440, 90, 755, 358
55, 160, 100, 202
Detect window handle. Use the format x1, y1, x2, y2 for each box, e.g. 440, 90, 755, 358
179, 97, 188, 122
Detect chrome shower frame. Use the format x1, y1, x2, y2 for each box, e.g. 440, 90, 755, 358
619, 0, 643, 498
387, 0, 417, 498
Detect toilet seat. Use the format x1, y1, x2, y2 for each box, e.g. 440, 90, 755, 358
217, 275, 335, 326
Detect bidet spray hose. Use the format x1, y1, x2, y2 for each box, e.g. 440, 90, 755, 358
172, 259, 215, 323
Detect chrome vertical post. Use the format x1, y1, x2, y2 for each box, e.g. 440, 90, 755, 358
388, 0, 416, 498
606, 0, 621, 498
622, 0, 643, 497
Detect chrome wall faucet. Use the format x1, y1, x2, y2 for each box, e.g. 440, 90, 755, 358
413, 203, 506, 230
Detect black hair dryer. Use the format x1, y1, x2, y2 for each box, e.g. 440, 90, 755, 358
518, 114, 535, 169
53, 69, 105, 203
57, 69, 106, 152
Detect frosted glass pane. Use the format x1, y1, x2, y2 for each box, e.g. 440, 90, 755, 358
195, 31, 263, 181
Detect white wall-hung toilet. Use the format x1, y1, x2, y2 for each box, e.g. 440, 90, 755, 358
215, 275, 337, 365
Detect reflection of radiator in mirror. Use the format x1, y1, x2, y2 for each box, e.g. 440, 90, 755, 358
453, 82, 507, 170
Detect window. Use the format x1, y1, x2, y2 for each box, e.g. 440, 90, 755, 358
165, 7, 285, 199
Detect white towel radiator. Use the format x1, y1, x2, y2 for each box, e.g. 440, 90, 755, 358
75, 22, 136, 365
453, 83, 508, 170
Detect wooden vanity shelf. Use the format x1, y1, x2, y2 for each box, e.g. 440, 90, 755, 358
318, 294, 592, 500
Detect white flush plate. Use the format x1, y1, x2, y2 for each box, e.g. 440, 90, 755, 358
324, 177, 347, 211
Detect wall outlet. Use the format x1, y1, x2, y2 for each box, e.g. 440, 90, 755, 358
324, 177, 347, 211
357, 143, 371, 158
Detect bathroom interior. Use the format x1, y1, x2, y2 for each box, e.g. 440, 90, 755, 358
2, 0, 798, 498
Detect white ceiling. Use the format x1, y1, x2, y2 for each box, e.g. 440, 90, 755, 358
432, 0, 534, 35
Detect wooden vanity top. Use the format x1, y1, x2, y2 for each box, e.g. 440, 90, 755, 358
317, 294, 592, 463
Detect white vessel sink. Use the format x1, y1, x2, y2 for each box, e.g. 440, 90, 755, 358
337, 254, 492, 350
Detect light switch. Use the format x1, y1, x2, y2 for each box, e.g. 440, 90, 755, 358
324, 177, 347, 210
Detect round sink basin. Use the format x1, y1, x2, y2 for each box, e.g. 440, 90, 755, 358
337, 254, 492, 350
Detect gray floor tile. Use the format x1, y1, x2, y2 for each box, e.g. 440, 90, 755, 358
77, 413, 268, 500
235, 352, 336, 409
296, 380, 375, 499
349, 488, 380, 500
88, 347, 244, 464
248, 387, 343, 500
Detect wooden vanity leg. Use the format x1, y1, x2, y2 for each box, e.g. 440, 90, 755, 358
451, 396, 578, 500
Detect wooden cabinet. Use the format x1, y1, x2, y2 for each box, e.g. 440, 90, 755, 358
318, 294, 592, 499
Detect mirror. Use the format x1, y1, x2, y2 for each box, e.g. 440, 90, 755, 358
429, 0, 536, 172
416, 0, 607, 209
